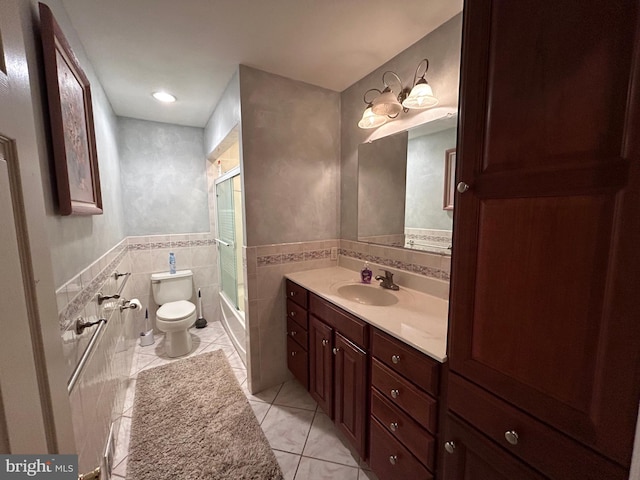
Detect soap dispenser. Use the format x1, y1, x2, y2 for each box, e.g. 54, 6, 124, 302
361, 262, 372, 284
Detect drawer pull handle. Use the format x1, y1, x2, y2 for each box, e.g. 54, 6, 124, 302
290, 330, 297, 336
444, 441, 456, 454
505, 430, 519, 445
389, 455, 398, 465
389, 422, 399, 432
391, 354, 401, 364
290, 311, 296, 317
391, 389, 400, 399
322, 339, 329, 347
332, 347, 340, 355
291, 351, 297, 357
290, 291, 296, 296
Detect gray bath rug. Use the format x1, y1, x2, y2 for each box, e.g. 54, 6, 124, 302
127, 350, 283, 480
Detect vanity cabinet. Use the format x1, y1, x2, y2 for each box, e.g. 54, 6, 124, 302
445, 0, 640, 478
308, 293, 369, 458
286, 280, 309, 389
369, 328, 440, 480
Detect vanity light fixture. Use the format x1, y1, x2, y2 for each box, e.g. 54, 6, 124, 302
152, 91, 176, 103
358, 58, 438, 129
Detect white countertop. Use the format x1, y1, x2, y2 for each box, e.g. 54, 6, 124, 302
285, 267, 449, 362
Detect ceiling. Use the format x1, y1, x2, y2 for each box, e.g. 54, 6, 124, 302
61, 0, 463, 128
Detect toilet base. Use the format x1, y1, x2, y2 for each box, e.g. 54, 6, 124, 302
165, 329, 193, 357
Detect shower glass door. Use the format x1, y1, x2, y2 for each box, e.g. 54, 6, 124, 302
215, 172, 239, 309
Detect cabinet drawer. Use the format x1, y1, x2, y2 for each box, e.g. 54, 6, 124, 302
369, 418, 433, 480
287, 317, 307, 349
287, 299, 308, 328
372, 328, 440, 395
371, 358, 438, 430
287, 336, 308, 389
286, 280, 308, 309
371, 388, 435, 469
310, 293, 368, 348
448, 374, 627, 480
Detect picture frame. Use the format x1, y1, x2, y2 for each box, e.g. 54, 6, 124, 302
39, 3, 103, 216
443, 148, 456, 210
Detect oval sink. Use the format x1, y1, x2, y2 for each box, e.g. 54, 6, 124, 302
336, 284, 398, 306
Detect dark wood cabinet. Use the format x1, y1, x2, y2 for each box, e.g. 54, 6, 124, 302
309, 315, 334, 417
446, 0, 640, 478
334, 332, 367, 456
286, 281, 309, 389
441, 414, 546, 480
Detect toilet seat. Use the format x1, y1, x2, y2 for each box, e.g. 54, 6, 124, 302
157, 300, 196, 321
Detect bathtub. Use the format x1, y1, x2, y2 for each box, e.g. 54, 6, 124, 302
219, 291, 246, 366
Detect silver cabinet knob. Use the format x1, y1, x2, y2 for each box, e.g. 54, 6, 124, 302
505, 430, 519, 445
391, 354, 400, 364
291, 351, 296, 357
290, 311, 296, 317
332, 347, 340, 355
389, 422, 399, 432
290, 291, 295, 296
457, 182, 470, 193
389, 455, 398, 465
391, 389, 399, 399
444, 441, 456, 454
322, 339, 329, 347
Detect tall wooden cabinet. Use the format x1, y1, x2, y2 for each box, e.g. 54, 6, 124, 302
444, 1, 640, 479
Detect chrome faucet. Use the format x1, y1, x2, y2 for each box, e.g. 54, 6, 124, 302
375, 270, 399, 290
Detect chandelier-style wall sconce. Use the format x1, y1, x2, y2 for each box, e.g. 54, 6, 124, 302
358, 58, 438, 129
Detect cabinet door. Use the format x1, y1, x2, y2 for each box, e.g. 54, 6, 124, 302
449, 0, 640, 466
334, 332, 367, 457
309, 315, 334, 417
441, 414, 546, 480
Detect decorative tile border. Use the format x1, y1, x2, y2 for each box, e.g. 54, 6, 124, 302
257, 248, 331, 267
129, 238, 215, 250
339, 248, 450, 281
59, 242, 128, 331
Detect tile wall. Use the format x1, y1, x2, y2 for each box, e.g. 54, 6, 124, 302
244, 240, 339, 393
404, 228, 453, 253
56, 240, 137, 472
56, 232, 219, 472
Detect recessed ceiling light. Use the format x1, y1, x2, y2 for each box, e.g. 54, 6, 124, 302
152, 91, 176, 103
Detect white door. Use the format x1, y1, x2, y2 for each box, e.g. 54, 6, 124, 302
0, 0, 75, 453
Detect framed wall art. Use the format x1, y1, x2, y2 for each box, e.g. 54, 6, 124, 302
443, 148, 456, 210
39, 2, 102, 216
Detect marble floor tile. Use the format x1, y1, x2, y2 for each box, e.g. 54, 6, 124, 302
112, 455, 127, 478
227, 351, 246, 369
249, 400, 271, 424
231, 367, 247, 385
241, 380, 283, 404
112, 416, 131, 468
357, 468, 379, 480
294, 457, 359, 480
302, 412, 359, 467
273, 379, 317, 411
261, 405, 315, 454
273, 449, 301, 480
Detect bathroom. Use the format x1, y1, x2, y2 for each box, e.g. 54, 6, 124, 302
2, 0, 639, 479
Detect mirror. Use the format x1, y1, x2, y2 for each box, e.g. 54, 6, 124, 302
357, 113, 457, 255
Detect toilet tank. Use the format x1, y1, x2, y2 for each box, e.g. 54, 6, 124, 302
151, 270, 193, 305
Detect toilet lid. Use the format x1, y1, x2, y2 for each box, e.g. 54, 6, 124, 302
157, 300, 196, 321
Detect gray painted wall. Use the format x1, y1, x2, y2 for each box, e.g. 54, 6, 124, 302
118, 117, 208, 236
204, 70, 241, 157
406, 127, 456, 230
239, 65, 341, 246
340, 14, 462, 241
30, 0, 126, 288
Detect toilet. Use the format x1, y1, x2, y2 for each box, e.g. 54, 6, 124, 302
151, 270, 197, 357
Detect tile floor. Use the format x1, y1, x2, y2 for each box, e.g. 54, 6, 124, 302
111, 320, 379, 480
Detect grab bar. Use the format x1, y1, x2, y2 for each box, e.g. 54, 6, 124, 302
67, 272, 130, 394
215, 238, 231, 247
68, 318, 107, 394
